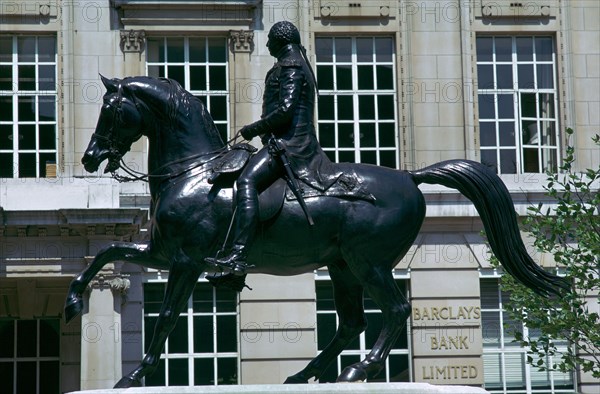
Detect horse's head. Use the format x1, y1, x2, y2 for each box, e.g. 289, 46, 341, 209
82, 76, 144, 173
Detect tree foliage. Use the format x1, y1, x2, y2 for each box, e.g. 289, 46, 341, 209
499, 129, 600, 378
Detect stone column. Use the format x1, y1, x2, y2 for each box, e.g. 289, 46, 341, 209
80, 272, 130, 390
239, 273, 317, 384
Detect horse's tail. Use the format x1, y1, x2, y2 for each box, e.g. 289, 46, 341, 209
412, 159, 570, 296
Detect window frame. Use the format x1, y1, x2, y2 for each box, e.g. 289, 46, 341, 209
0, 34, 58, 179
476, 35, 560, 175
315, 35, 399, 169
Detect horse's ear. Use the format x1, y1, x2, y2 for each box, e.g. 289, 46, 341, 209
100, 74, 120, 94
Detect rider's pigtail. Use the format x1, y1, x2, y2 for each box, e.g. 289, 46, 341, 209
299, 44, 318, 93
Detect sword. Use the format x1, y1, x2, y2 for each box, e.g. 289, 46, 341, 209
268, 135, 315, 226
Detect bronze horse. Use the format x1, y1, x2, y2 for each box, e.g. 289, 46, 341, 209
64, 76, 568, 387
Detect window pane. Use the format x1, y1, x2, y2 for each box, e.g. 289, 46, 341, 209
377, 95, 394, 120
358, 96, 375, 119
480, 122, 496, 146
19, 124, 36, 150
477, 65, 494, 89
482, 150, 498, 173
0, 124, 13, 150
516, 37, 533, 61
147, 38, 165, 62
0, 322, 14, 357
18, 65, 35, 91
483, 353, 503, 389
217, 358, 237, 385
168, 318, 188, 353
39, 361, 60, 394
482, 311, 501, 348
335, 38, 352, 62
167, 66, 185, 86
337, 96, 353, 120
357, 66, 374, 90
336, 65, 352, 90
208, 66, 226, 91
317, 66, 333, 90
379, 123, 395, 147
144, 317, 157, 353
189, 38, 206, 62
496, 65, 513, 89
18, 37, 36, 62
0, 65, 12, 90
215, 287, 237, 313
194, 358, 214, 385
39, 65, 56, 91
189, 66, 207, 90
166, 38, 184, 62
193, 316, 214, 353
16, 320, 37, 357
17, 362, 36, 394
0, 37, 12, 62
39, 124, 56, 150
375, 37, 393, 63
478, 94, 495, 119
504, 353, 526, 389
476, 37, 493, 62
209, 96, 227, 121
39, 153, 56, 178
0, 362, 13, 393
318, 95, 334, 120
360, 150, 376, 165
499, 149, 517, 174
0, 97, 13, 121
376, 65, 394, 90
318, 123, 335, 148
499, 122, 516, 146
168, 358, 188, 386
535, 37, 553, 61
317, 313, 335, 349
359, 123, 375, 147
338, 150, 354, 163
147, 65, 164, 78
338, 123, 354, 147
380, 150, 396, 169
18, 96, 35, 121
208, 38, 227, 62
38, 37, 56, 62
389, 354, 410, 382
497, 94, 514, 119
144, 283, 165, 314
0, 153, 14, 177
216, 315, 237, 352
316, 37, 333, 62
39, 320, 59, 357
494, 37, 512, 62
518, 64, 534, 89
523, 148, 539, 172
536, 64, 554, 89
520, 93, 537, 118
356, 38, 372, 62
39, 96, 55, 121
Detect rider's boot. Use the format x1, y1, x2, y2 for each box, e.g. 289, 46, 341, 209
205, 185, 258, 276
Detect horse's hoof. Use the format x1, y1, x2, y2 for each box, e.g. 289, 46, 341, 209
114, 376, 141, 388
337, 365, 367, 382
284, 374, 309, 384
64, 297, 83, 324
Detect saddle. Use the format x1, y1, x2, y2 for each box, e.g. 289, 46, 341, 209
208, 143, 375, 222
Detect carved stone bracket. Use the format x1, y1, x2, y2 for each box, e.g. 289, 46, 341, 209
120, 29, 146, 54
229, 30, 254, 53
89, 273, 131, 296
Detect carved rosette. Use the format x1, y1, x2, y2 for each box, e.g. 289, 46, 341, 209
120, 29, 146, 54
229, 30, 254, 53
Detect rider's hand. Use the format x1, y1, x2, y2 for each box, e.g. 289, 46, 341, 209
240, 125, 255, 141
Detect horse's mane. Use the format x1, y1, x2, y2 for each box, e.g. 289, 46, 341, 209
129, 76, 225, 148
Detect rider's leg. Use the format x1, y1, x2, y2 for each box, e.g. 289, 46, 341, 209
206, 147, 283, 274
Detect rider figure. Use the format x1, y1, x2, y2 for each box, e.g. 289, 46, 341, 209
206, 21, 326, 275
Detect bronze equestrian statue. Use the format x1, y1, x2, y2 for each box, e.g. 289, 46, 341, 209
64, 22, 569, 388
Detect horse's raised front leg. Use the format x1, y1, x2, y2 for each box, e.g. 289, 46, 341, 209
64, 242, 166, 323
285, 261, 367, 384
114, 249, 202, 388
336, 265, 411, 382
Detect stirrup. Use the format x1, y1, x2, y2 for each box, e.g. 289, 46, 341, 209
205, 250, 253, 276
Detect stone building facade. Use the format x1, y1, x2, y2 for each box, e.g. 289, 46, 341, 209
0, 1, 598, 393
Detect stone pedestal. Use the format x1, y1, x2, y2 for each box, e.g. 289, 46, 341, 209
69, 382, 490, 393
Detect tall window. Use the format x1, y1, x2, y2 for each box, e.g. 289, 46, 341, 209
477, 36, 559, 174
480, 277, 575, 393
315, 37, 399, 168
0, 319, 60, 394
143, 280, 239, 386
0, 36, 58, 178
146, 37, 229, 141
315, 271, 410, 382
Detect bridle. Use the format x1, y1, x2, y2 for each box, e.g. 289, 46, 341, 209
95, 88, 240, 183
